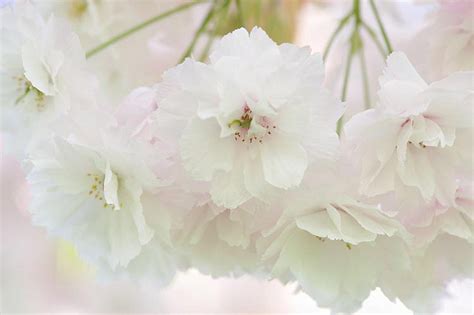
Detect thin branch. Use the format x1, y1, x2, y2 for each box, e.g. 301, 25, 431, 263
178, 0, 219, 63
359, 44, 371, 109
337, 47, 354, 135
323, 12, 352, 61
199, 0, 231, 61
360, 21, 387, 57
369, 0, 393, 53
86, 0, 207, 58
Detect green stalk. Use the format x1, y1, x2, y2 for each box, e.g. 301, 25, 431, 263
323, 12, 352, 61
337, 47, 354, 135
199, 0, 231, 61
178, 0, 219, 63
361, 21, 387, 57
86, 0, 207, 58
369, 0, 393, 53
336, 0, 359, 134
359, 43, 371, 109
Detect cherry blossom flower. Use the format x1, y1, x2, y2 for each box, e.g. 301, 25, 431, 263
176, 198, 281, 277
344, 52, 473, 227
408, 178, 473, 246
378, 234, 473, 313
257, 162, 409, 313
0, 2, 97, 156
407, 0, 474, 81
153, 27, 343, 209
27, 131, 160, 269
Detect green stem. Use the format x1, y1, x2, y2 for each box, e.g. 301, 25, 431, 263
359, 44, 371, 109
369, 0, 393, 53
335, 0, 359, 134
199, 0, 231, 61
360, 21, 387, 57
337, 47, 354, 135
85, 1, 206, 58
323, 12, 352, 61
178, 0, 219, 63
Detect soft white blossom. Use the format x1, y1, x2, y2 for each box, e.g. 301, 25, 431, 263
409, 178, 474, 245
153, 27, 343, 209
344, 52, 473, 227
257, 163, 408, 312
0, 2, 96, 155
378, 234, 473, 313
407, 0, 474, 81
27, 131, 160, 269
35, 0, 206, 104
176, 198, 280, 277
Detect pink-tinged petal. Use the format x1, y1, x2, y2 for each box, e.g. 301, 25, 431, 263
398, 147, 435, 200
429, 71, 474, 91
114, 87, 157, 130
424, 83, 473, 129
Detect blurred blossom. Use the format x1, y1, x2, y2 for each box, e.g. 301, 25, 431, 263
36, 0, 208, 103
1, 0, 472, 313
405, 0, 474, 81
0, 1, 97, 158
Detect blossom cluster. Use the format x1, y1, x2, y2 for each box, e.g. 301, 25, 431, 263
1, 1, 472, 313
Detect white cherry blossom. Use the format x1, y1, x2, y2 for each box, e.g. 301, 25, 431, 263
344, 52, 473, 226
0, 2, 96, 155
153, 27, 343, 209
257, 163, 408, 313
407, 0, 474, 81
27, 131, 160, 269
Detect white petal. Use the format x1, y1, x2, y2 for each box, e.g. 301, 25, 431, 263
378, 80, 427, 116
260, 134, 307, 189
210, 165, 251, 209
104, 161, 120, 210
398, 147, 435, 200
295, 210, 342, 241
180, 118, 235, 181
243, 152, 279, 203
380, 52, 427, 88
22, 42, 62, 95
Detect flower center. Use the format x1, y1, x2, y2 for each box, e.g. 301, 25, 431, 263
228, 105, 276, 144
13, 75, 47, 111
401, 117, 441, 149
87, 172, 123, 210
228, 105, 253, 129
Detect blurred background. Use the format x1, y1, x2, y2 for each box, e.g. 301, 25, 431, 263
1, 0, 473, 313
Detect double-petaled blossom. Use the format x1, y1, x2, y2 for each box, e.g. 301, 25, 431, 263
0, 2, 96, 156
407, 0, 474, 81
2, 2, 473, 312
344, 52, 473, 227
152, 27, 343, 209
258, 163, 409, 313
27, 125, 163, 270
